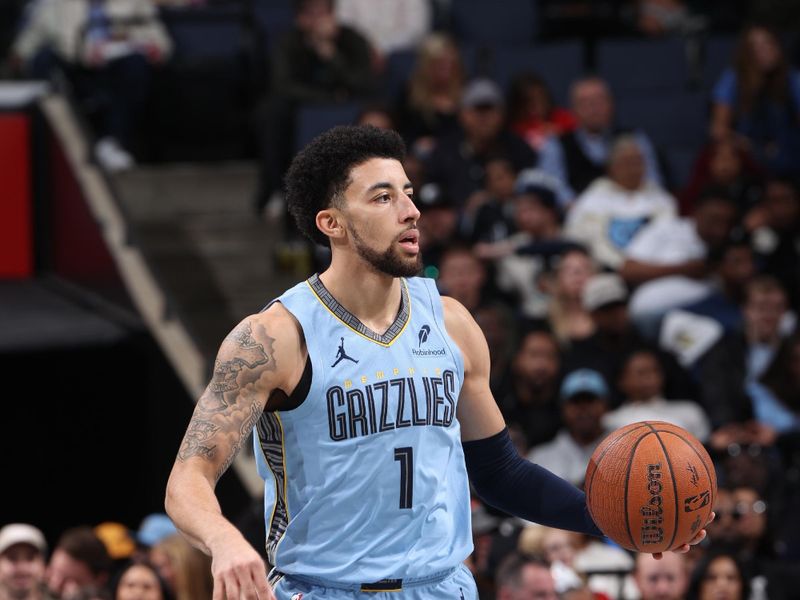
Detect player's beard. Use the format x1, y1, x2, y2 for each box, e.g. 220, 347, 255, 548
348, 223, 422, 278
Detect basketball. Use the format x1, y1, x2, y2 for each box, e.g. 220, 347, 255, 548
585, 421, 717, 553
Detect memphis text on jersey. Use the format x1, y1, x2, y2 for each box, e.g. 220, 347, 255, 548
326, 368, 458, 441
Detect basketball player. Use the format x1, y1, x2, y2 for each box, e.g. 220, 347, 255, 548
165, 126, 709, 600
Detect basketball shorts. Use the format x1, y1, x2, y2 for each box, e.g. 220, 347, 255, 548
271, 564, 477, 599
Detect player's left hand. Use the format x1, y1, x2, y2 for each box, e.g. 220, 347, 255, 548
652, 511, 715, 560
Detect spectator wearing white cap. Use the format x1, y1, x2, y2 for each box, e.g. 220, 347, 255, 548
563, 273, 696, 405
0, 523, 53, 600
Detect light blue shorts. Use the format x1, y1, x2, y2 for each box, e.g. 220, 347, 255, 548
271, 564, 477, 599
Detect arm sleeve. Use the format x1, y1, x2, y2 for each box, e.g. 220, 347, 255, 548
463, 428, 604, 537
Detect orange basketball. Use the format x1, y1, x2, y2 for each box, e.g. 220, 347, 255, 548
585, 421, 717, 553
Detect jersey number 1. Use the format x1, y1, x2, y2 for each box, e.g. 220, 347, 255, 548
394, 447, 413, 509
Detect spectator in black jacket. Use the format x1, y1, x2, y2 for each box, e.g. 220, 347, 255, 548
699, 275, 793, 430
424, 78, 537, 208
254, 0, 374, 213
537, 76, 664, 203
749, 177, 800, 310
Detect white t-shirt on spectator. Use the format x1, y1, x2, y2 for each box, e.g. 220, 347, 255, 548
603, 396, 711, 442
527, 429, 606, 486
625, 217, 712, 318
565, 177, 676, 269
336, 0, 432, 54
494, 233, 550, 319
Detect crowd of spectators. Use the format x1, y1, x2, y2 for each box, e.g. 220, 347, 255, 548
3, 0, 800, 599
0, 515, 213, 600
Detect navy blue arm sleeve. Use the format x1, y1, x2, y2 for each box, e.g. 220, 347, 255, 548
463, 428, 604, 538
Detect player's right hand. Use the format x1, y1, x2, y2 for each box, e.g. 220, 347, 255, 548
210, 535, 275, 600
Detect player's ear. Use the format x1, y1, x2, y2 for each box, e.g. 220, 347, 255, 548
316, 208, 345, 241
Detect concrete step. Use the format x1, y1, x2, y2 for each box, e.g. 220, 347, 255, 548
112, 162, 301, 364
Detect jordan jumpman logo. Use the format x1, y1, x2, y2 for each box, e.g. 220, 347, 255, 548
331, 337, 359, 367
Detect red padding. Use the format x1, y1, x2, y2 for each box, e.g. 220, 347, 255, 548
0, 114, 32, 278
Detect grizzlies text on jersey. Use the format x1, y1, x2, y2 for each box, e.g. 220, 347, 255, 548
253, 274, 472, 584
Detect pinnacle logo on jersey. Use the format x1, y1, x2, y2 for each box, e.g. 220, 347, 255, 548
331, 337, 359, 368
326, 369, 458, 441
418, 324, 431, 347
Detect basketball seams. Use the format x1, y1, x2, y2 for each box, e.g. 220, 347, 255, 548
624, 430, 656, 551
586, 423, 650, 510
587, 421, 716, 554
644, 423, 680, 551
656, 428, 717, 531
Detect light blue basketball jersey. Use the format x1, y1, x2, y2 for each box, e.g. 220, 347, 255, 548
253, 274, 472, 584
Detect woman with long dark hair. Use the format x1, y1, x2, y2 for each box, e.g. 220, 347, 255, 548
507, 72, 576, 152
710, 25, 800, 175
112, 561, 173, 600
687, 552, 749, 600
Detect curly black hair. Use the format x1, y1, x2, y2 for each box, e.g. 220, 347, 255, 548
285, 125, 406, 247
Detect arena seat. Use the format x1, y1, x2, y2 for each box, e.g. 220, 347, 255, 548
597, 37, 689, 91
486, 40, 584, 104
252, 0, 294, 50
149, 6, 253, 160
163, 6, 246, 63
615, 90, 708, 149
451, 0, 538, 47
702, 34, 736, 89
384, 50, 417, 99
663, 146, 699, 191
293, 103, 362, 153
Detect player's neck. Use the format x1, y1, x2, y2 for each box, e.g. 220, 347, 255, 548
319, 262, 403, 333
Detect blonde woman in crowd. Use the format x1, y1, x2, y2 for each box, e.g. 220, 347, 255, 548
395, 33, 465, 152
149, 534, 212, 600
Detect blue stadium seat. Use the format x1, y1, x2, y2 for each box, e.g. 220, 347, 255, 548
163, 9, 244, 63
252, 0, 294, 49
702, 35, 736, 90
486, 41, 584, 105
615, 90, 708, 149
152, 7, 252, 160
384, 50, 417, 99
451, 0, 538, 47
664, 146, 698, 191
597, 37, 689, 92
294, 103, 363, 153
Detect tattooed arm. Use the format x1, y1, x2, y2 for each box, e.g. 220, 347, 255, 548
165, 303, 305, 600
